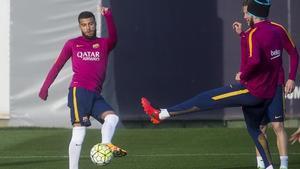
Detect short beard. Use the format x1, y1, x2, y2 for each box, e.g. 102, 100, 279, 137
82, 29, 97, 39
249, 17, 254, 27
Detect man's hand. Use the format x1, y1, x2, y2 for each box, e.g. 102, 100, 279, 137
290, 128, 300, 144
285, 79, 295, 94
39, 89, 48, 101
97, 6, 110, 16
235, 72, 241, 81
232, 22, 243, 35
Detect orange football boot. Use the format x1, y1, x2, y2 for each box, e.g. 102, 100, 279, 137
106, 143, 127, 157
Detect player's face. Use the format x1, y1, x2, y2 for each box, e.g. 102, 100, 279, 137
243, 6, 254, 27
79, 17, 96, 39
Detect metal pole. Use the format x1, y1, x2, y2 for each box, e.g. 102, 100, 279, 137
287, 0, 291, 33
98, 0, 103, 37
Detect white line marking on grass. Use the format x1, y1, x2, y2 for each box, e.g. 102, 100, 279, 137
1, 153, 300, 159
133, 152, 300, 157
0, 155, 69, 159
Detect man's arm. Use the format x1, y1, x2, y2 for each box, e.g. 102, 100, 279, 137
240, 29, 261, 81
280, 26, 299, 93
39, 41, 72, 100
232, 22, 248, 72
239, 32, 248, 72
102, 7, 117, 51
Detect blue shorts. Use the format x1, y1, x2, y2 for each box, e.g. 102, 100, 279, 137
261, 86, 284, 125
68, 87, 114, 126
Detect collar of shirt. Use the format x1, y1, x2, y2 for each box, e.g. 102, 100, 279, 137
253, 20, 270, 28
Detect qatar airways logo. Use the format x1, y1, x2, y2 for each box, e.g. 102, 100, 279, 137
270, 49, 281, 60
77, 51, 100, 61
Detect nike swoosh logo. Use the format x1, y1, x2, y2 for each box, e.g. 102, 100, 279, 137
275, 116, 282, 119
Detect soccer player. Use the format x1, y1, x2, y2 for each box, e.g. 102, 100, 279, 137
141, 0, 284, 168
233, 1, 299, 169
290, 127, 300, 144
38, 6, 127, 169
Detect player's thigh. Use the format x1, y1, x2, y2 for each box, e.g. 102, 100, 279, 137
267, 86, 284, 123
211, 86, 263, 108
243, 106, 264, 129
260, 113, 270, 127
68, 87, 93, 126
242, 100, 271, 129
91, 95, 114, 123
193, 83, 261, 108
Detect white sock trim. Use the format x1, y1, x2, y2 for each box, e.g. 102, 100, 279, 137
266, 165, 274, 169
257, 156, 265, 168
280, 156, 288, 168
70, 126, 86, 145
101, 114, 119, 144
69, 126, 86, 169
159, 109, 170, 120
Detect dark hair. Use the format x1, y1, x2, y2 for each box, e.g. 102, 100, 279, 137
242, 0, 248, 6
78, 11, 95, 23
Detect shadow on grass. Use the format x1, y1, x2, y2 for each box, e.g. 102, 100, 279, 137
222, 163, 300, 169
221, 166, 256, 169
0, 158, 65, 167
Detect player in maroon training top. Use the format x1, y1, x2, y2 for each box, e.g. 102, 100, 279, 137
141, 0, 285, 168
39, 6, 126, 169
233, 0, 299, 168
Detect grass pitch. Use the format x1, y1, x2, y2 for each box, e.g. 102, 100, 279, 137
0, 127, 299, 169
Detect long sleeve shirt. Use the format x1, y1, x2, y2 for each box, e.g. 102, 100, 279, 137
40, 10, 117, 94
240, 21, 299, 86
239, 20, 294, 99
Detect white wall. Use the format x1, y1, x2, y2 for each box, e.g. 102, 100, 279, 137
0, 0, 10, 119
9, 0, 100, 127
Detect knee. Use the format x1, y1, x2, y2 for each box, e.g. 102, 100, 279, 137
272, 122, 285, 135
104, 114, 119, 123
101, 111, 115, 119
260, 125, 267, 134
73, 116, 91, 127
246, 126, 262, 139
101, 111, 119, 122
71, 126, 86, 144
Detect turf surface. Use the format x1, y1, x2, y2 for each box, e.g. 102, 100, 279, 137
0, 127, 299, 169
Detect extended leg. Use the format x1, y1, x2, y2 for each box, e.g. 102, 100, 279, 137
141, 84, 263, 124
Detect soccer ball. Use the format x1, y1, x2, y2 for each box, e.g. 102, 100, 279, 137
90, 143, 113, 165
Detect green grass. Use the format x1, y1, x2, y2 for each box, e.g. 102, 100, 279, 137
0, 127, 300, 169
